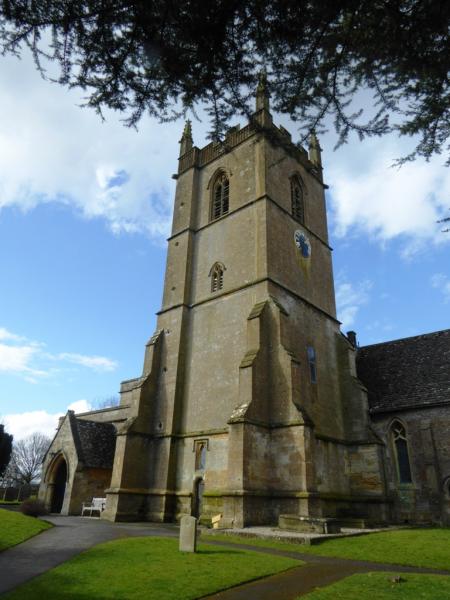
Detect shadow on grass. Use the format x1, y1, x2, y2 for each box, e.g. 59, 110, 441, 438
197, 548, 242, 555
7, 591, 117, 600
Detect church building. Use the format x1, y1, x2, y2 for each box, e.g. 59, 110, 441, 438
39, 80, 450, 530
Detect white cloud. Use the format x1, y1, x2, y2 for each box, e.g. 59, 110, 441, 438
0, 342, 36, 372
0, 326, 117, 381
327, 143, 450, 254
0, 342, 47, 378
3, 399, 93, 441
3, 410, 61, 441
0, 51, 196, 239
67, 399, 93, 413
336, 278, 373, 331
431, 273, 450, 303
0, 327, 26, 342
57, 353, 117, 372
2, 50, 448, 253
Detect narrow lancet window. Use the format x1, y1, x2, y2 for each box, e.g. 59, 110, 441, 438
210, 262, 225, 293
307, 346, 317, 383
391, 421, 413, 484
291, 177, 305, 224
212, 173, 229, 220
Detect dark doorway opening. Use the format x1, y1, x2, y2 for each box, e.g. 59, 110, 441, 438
51, 459, 67, 513
192, 478, 204, 518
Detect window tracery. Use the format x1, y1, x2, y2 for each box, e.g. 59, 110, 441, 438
391, 420, 413, 484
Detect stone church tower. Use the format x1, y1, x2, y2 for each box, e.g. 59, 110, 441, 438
99, 80, 389, 528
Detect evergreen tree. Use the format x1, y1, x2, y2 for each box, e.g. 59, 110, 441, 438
0, 424, 13, 478
1, 1, 449, 161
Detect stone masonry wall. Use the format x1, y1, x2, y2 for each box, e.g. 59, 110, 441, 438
371, 406, 450, 524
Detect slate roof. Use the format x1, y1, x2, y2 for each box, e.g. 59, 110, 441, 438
356, 329, 450, 414
73, 419, 117, 469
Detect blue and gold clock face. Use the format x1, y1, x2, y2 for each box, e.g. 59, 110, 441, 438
294, 230, 311, 259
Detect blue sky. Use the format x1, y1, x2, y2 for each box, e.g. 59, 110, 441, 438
0, 50, 449, 440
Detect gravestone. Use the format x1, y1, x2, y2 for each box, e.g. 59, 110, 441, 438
179, 515, 197, 552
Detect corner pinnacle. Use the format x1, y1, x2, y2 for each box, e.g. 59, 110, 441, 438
179, 119, 193, 156
256, 69, 270, 112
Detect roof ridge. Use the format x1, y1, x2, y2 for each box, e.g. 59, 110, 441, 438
359, 327, 450, 350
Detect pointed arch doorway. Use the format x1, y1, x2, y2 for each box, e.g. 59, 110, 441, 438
50, 457, 67, 513
192, 477, 204, 519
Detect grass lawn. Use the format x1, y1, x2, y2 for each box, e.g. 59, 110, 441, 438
0, 508, 52, 551
205, 528, 450, 570
4, 537, 301, 600
302, 572, 450, 599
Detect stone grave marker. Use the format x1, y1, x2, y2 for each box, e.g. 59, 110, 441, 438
179, 515, 197, 552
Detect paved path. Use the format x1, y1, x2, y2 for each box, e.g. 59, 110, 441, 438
0, 516, 177, 595
203, 539, 450, 599
0, 517, 449, 599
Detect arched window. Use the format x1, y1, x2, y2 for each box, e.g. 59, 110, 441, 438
391, 421, 413, 484
210, 262, 225, 293
291, 176, 305, 224
211, 173, 229, 220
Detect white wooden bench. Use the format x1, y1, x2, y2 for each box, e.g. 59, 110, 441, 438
81, 497, 106, 517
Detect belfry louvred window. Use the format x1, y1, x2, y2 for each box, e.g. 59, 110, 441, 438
212, 173, 229, 220
210, 263, 224, 293
291, 177, 305, 224
391, 421, 413, 484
